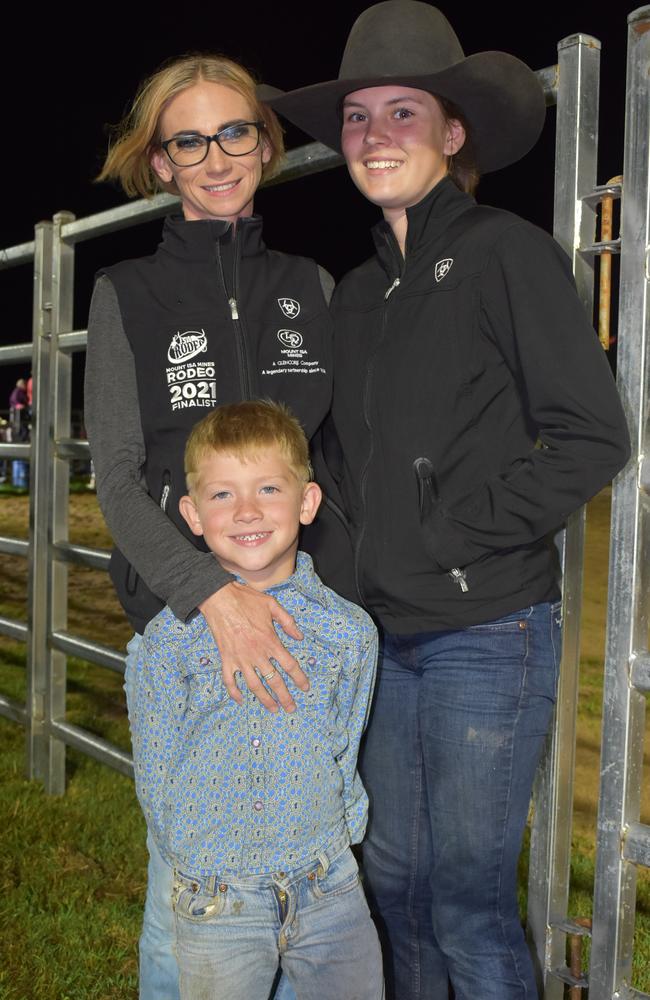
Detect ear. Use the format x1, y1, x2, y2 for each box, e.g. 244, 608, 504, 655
261, 136, 272, 166
445, 119, 466, 157
179, 494, 204, 537
150, 147, 175, 185
299, 482, 322, 526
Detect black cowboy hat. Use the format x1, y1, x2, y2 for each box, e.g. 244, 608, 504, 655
270, 1, 546, 173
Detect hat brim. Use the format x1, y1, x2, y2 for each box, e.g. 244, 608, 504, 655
270, 51, 546, 174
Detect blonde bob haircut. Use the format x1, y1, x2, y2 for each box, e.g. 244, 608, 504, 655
97, 53, 285, 199
185, 400, 313, 494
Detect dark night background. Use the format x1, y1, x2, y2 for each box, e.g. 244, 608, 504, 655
0, 1, 635, 411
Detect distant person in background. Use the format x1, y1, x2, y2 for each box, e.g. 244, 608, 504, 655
271, 3, 631, 997
84, 52, 333, 1000
9, 378, 29, 443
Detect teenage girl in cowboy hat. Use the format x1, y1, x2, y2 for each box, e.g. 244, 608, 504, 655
272, 3, 630, 998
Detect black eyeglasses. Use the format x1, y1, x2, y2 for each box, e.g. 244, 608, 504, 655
161, 121, 266, 166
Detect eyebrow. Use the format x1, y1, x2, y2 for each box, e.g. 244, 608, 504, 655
169, 119, 250, 138
342, 95, 427, 110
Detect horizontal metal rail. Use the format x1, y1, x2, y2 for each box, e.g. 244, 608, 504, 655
0, 444, 30, 460
0, 694, 27, 725
49, 719, 133, 778
0, 536, 29, 557
51, 630, 125, 674
58, 330, 88, 353
0, 342, 33, 364
630, 653, 650, 691
0, 615, 28, 641
54, 541, 111, 571
56, 438, 90, 460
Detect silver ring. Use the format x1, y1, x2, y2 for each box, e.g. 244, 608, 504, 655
262, 668, 277, 681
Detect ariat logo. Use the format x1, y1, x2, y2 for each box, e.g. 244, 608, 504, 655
167, 330, 208, 364
278, 297, 301, 319
434, 258, 453, 283
277, 329, 303, 349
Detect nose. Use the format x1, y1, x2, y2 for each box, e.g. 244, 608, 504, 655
203, 138, 231, 172
362, 115, 390, 146
233, 495, 263, 523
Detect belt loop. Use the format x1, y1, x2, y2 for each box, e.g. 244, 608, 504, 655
317, 849, 330, 876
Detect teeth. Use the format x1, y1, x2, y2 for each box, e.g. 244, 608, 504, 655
204, 182, 237, 191
236, 532, 268, 541
366, 160, 402, 169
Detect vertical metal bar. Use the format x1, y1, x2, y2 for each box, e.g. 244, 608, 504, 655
25, 221, 52, 781
45, 211, 75, 794
590, 7, 650, 997
526, 33, 600, 997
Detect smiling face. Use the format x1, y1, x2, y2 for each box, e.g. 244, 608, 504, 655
150, 80, 271, 224
179, 447, 321, 590
341, 86, 465, 226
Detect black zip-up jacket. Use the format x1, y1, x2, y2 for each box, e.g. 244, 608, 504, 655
86, 214, 332, 633
320, 178, 630, 633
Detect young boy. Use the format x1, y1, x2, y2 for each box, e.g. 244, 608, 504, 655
127, 400, 383, 1000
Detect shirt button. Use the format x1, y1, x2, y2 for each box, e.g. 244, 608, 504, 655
253, 800, 264, 811
307, 656, 316, 665
251, 738, 261, 748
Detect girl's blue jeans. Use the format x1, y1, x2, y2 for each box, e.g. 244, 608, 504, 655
359, 601, 562, 1000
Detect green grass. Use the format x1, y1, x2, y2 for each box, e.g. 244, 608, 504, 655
1, 489, 650, 996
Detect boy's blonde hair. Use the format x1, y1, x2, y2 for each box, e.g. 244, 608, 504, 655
185, 401, 312, 493
97, 53, 285, 199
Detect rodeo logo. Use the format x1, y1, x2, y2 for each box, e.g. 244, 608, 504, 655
167, 329, 208, 364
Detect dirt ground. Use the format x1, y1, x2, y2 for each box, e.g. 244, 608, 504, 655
0, 486, 647, 842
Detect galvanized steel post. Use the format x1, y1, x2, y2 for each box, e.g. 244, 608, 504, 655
590, 6, 650, 996
526, 32, 600, 998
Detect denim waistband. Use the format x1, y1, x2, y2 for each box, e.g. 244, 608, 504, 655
174, 830, 351, 894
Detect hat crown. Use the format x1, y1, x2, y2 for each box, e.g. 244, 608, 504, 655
339, 1, 465, 81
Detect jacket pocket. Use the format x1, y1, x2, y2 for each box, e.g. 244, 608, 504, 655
414, 457, 469, 593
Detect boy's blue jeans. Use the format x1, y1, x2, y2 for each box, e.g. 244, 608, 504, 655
174, 837, 384, 999
358, 601, 562, 1000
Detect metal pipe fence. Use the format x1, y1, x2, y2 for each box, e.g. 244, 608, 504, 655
0, 13, 648, 993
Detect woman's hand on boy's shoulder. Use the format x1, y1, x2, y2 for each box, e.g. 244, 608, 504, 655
198, 582, 309, 713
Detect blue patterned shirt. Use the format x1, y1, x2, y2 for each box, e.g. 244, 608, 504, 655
129, 552, 378, 877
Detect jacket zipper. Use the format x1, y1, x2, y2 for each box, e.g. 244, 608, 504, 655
216, 232, 252, 399
353, 233, 404, 604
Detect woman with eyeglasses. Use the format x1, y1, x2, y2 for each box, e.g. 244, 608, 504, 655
84, 53, 332, 1000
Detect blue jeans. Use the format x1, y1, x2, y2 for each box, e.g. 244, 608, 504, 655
358, 602, 562, 1000
173, 838, 384, 999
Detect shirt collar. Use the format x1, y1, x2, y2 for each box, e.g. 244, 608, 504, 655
231, 552, 329, 610
159, 212, 267, 262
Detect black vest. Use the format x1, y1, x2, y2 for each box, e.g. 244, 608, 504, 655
102, 213, 333, 628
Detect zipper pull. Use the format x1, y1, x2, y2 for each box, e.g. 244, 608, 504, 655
449, 567, 469, 593
160, 484, 170, 513
229, 297, 239, 320
384, 277, 400, 300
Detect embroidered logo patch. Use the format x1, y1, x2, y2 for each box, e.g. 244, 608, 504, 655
277, 329, 303, 349
434, 258, 453, 283
278, 297, 301, 319
167, 329, 208, 364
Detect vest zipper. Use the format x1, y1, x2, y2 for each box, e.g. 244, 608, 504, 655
216, 233, 251, 398
159, 470, 172, 513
